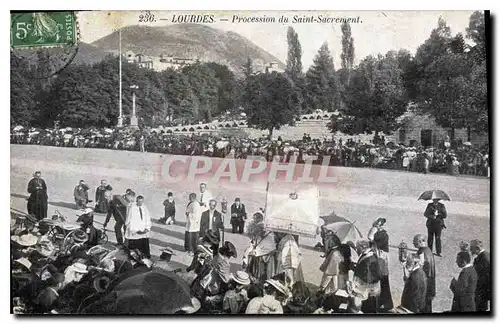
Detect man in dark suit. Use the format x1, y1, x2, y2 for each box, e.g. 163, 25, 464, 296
95, 179, 113, 213
470, 239, 490, 312
401, 253, 427, 313
424, 198, 447, 257
27, 171, 48, 221
74, 180, 90, 209
230, 197, 247, 234
103, 189, 135, 245
353, 239, 381, 313
413, 234, 435, 313
450, 251, 478, 312
199, 199, 224, 238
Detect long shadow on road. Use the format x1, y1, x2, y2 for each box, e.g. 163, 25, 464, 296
11, 193, 78, 211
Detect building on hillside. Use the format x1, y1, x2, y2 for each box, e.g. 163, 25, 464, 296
266, 62, 283, 73
124, 51, 154, 69
158, 55, 195, 70
391, 111, 488, 148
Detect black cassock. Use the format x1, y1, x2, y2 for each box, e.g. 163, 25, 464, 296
95, 184, 112, 213
27, 177, 48, 220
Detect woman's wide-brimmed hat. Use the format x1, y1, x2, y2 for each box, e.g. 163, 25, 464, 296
203, 229, 220, 245
71, 229, 89, 243
264, 278, 290, 297
14, 257, 32, 271
36, 237, 56, 257
11, 233, 38, 247
230, 271, 251, 286
196, 244, 213, 256
71, 262, 88, 273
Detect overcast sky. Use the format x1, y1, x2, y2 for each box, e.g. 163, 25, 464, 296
79, 10, 476, 69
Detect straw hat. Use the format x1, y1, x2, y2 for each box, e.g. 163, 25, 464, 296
181, 297, 201, 314
230, 271, 251, 286
196, 244, 213, 256
76, 208, 94, 217
71, 230, 89, 243
11, 233, 38, 247
72, 262, 88, 273
36, 237, 56, 258
265, 279, 290, 297
14, 257, 32, 271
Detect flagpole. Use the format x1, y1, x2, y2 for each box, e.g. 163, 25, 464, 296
117, 28, 123, 127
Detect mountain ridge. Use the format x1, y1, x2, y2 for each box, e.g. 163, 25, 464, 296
89, 24, 285, 75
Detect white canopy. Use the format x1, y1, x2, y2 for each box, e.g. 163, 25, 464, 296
264, 186, 320, 238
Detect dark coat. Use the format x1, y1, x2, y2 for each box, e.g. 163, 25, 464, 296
163, 199, 176, 218
230, 203, 247, 224
418, 246, 436, 297
401, 267, 427, 313
473, 251, 491, 302
104, 195, 128, 225
95, 185, 112, 213
74, 184, 90, 202
424, 202, 447, 228
199, 209, 224, 236
451, 266, 477, 312
27, 177, 48, 220
354, 251, 381, 285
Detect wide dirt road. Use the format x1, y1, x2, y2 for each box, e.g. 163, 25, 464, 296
10, 145, 490, 313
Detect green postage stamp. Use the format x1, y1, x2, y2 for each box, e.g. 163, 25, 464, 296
11, 12, 77, 48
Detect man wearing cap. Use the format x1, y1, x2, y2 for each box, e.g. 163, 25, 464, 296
230, 198, 247, 234
74, 180, 90, 209
424, 198, 447, 257
94, 180, 113, 213
470, 239, 490, 312
413, 234, 436, 313
200, 199, 224, 238
27, 171, 48, 221
185, 193, 202, 255
104, 190, 135, 245
125, 195, 152, 258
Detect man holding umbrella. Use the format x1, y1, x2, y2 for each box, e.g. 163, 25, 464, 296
421, 190, 449, 257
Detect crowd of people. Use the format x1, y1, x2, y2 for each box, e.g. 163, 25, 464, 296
12, 172, 491, 314
11, 125, 489, 177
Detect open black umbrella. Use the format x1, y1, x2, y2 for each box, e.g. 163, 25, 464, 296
320, 211, 351, 225
101, 270, 195, 314
418, 190, 451, 201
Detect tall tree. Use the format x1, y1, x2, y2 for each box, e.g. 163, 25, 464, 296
331, 53, 408, 137
286, 26, 303, 79
285, 26, 305, 115
466, 11, 486, 64
305, 42, 341, 112
11, 54, 37, 126
340, 22, 355, 86
244, 72, 298, 138
412, 15, 488, 139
